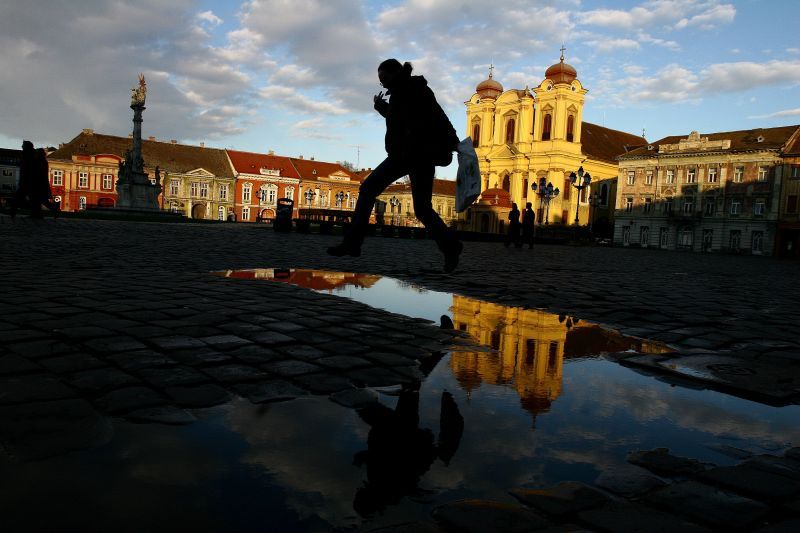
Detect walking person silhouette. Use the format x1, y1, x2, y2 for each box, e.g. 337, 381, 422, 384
327, 59, 464, 272
10, 141, 59, 220
522, 202, 535, 249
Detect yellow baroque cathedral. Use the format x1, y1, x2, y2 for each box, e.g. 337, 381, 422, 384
463, 52, 646, 230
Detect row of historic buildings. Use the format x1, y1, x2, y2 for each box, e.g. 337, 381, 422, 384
460, 51, 800, 257
43, 129, 368, 222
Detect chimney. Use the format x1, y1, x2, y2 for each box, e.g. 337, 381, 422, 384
268, 150, 274, 156
148, 136, 156, 141
170, 139, 177, 144
58, 143, 64, 149
82, 128, 94, 135
310, 156, 315, 160
298, 155, 303, 159
200, 142, 205, 148
128, 133, 133, 138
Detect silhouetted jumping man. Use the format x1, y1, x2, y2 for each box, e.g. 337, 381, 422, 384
327, 59, 463, 272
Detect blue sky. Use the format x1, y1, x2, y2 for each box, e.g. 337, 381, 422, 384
1, 0, 799, 178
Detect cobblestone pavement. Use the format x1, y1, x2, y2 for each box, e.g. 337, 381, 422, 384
1, 215, 799, 530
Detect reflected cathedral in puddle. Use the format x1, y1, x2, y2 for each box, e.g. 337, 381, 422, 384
213, 268, 669, 422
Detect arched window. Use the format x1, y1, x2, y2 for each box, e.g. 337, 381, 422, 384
567, 115, 575, 142
522, 178, 528, 199
542, 114, 552, 140
472, 124, 480, 147
285, 186, 294, 200
502, 174, 510, 191
505, 118, 516, 144
600, 183, 609, 206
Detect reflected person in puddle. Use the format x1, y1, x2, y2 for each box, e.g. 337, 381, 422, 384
352, 386, 463, 516
327, 59, 464, 273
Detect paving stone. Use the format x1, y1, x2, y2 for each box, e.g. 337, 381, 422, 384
594, 465, 669, 497
323, 340, 371, 355
107, 350, 177, 370
166, 384, 232, 407
39, 354, 107, 374
7, 339, 77, 359
125, 406, 196, 425
234, 380, 308, 403
136, 366, 210, 388
293, 373, 354, 394
276, 344, 328, 361
119, 325, 172, 338
755, 518, 800, 533
362, 352, 419, 367
366, 522, 440, 533
346, 367, 411, 387
83, 336, 148, 353
329, 387, 378, 408
67, 367, 140, 392
0, 329, 48, 343
744, 455, 800, 482
228, 344, 283, 364
197, 334, 252, 350
432, 499, 552, 532
316, 355, 373, 370
577, 502, 711, 533
54, 326, 116, 340
0, 398, 111, 461
643, 480, 769, 529
261, 360, 322, 377
201, 364, 269, 383
628, 448, 712, 476
170, 348, 233, 366
697, 464, 800, 500
510, 481, 610, 517
0, 374, 76, 404
263, 321, 306, 333
149, 335, 208, 350
246, 330, 296, 345
94, 386, 167, 413
0, 354, 40, 374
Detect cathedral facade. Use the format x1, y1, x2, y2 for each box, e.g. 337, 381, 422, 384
463, 53, 645, 232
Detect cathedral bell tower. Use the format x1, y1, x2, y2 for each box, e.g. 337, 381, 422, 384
532, 47, 587, 153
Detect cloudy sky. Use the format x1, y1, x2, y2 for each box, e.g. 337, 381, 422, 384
2, 0, 799, 176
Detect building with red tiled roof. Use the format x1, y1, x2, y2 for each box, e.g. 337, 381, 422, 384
289, 157, 361, 211
227, 150, 301, 222
48, 129, 234, 216
616, 125, 800, 255
377, 178, 457, 226
777, 130, 800, 257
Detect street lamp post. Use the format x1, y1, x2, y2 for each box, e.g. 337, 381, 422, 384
389, 196, 400, 225
568, 166, 592, 227
531, 177, 560, 225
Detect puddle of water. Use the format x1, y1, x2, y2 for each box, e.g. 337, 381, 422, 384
2, 268, 797, 531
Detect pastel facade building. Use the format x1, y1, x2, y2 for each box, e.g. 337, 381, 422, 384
0, 148, 22, 207
290, 157, 360, 211
227, 150, 301, 222
377, 178, 456, 227
615, 126, 800, 254
464, 53, 644, 232
776, 133, 800, 258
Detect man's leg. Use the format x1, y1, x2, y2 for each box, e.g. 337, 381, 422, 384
409, 165, 462, 272
329, 157, 404, 255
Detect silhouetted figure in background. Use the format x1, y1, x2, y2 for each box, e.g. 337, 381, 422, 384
328, 59, 463, 272
522, 202, 535, 249
505, 202, 521, 248
11, 142, 58, 220
352, 386, 463, 516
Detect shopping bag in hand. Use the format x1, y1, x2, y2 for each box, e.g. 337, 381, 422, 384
456, 137, 481, 213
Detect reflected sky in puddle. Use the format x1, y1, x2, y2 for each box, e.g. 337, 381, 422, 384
3, 269, 799, 531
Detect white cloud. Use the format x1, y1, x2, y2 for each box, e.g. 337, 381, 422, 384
788, 48, 800, 54
196, 10, 222, 26
578, 1, 736, 31
587, 38, 640, 53
748, 108, 800, 120
675, 3, 735, 29
259, 85, 349, 115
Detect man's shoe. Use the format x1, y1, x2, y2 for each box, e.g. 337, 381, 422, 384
443, 241, 463, 273
327, 242, 361, 257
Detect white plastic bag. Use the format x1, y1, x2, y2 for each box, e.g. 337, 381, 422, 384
455, 137, 480, 213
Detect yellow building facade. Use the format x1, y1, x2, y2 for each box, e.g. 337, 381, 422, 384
464, 53, 644, 228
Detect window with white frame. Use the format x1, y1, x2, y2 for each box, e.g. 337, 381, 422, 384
190, 182, 199, 197
218, 206, 225, 221
645, 170, 653, 185
704, 200, 715, 216
751, 231, 764, 254
242, 184, 252, 203
707, 167, 718, 183
731, 200, 741, 215
102, 174, 113, 190
758, 166, 768, 182
729, 230, 741, 251
285, 186, 294, 200
626, 171, 635, 185
665, 169, 675, 184
268, 185, 277, 204
78, 171, 89, 188
686, 168, 696, 183
792, 166, 800, 178
79, 196, 87, 210
754, 200, 765, 216
664, 197, 674, 213
643, 197, 653, 213
625, 197, 633, 212
219, 184, 228, 201
200, 183, 208, 198
350, 194, 357, 209
320, 191, 329, 207
683, 197, 694, 214
659, 227, 669, 248
734, 166, 744, 183
678, 227, 693, 247
170, 179, 179, 196
242, 207, 250, 221
52, 169, 64, 186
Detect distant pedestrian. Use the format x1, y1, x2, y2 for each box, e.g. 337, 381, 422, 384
10, 141, 57, 220
505, 202, 521, 248
327, 59, 463, 273
522, 202, 535, 249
